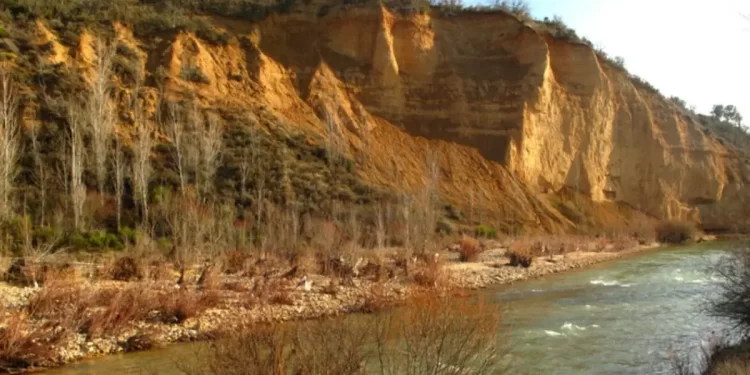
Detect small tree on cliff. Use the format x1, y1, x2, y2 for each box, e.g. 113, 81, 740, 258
711, 104, 744, 127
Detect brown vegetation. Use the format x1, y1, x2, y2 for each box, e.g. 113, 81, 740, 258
459, 236, 482, 262
181, 294, 505, 375
656, 221, 697, 244
0, 312, 65, 372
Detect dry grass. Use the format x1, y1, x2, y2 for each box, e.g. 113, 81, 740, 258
84, 286, 157, 339
458, 236, 482, 262
0, 312, 65, 372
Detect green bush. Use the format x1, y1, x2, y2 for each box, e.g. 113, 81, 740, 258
555, 200, 586, 225
0, 26, 9, 38
180, 64, 210, 83
475, 224, 496, 239
68, 233, 89, 249
655, 220, 697, 244
119, 227, 138, 245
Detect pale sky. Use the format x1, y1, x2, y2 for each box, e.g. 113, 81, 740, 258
469, 0, 750, 120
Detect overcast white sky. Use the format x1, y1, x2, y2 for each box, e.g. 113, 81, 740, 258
469, 0, 750, 119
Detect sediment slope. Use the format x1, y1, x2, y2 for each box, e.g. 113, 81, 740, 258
23, 3, 749, 231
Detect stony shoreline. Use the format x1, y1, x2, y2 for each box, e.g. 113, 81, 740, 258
0, 241, 663, 373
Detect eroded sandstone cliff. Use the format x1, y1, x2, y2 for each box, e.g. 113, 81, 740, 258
27, 2, 748, 232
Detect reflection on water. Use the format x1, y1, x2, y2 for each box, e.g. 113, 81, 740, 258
42, 242, 733, 375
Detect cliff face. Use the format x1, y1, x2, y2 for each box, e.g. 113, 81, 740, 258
32, 4, 747, 232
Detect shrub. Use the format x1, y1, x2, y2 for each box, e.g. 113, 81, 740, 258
84, 287, 156, 339
180, 294, 505, 375
708, 248, 750, 336
222, 249, 250, 275
655, 221, 696, 244
110, 256, 143, 281
508, 241, 538, 268
119, 227, 138, 245
413, 258, 443, 287
181, 64, 210, 83
459, 236, 482, 262
507, 249, 533, 268
0, 312, 65, 371
475, 224, 497, 238
0, 26, 9, 38
155, 289, 219, 324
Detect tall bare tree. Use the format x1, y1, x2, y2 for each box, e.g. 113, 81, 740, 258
165, 100, 190, 193
0, 68, 19, 218
87, 40, 116, 198
131, 77, 153, 225
198, 112, 223, 200
67, 102, 86, 230
113, 135, 125, 230
28, 121, 49, 226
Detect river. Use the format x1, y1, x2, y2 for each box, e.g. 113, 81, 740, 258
41, 242, 734, 375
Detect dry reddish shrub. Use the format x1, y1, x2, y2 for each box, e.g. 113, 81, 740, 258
0, 312, 65, 371
181, 294, 505, 375
376, 294, 505, 374
656, 220, 697, 244
84, 287, 157, 339
156, 289, 220, 324
26, 281, 88, 322
109, 256, 143, 281
197, 264, 221, 290
459, 236, 482, 262
413, 259, 443, 287
222, 249, 251, 275
507, 241, 537, 268
5, 260, 74, 287
144, 259, 172, 281
122, 333, 156, 352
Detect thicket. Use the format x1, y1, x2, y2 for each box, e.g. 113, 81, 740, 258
178, 294, 506, 375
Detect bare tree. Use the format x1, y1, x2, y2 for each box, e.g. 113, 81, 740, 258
165, 100, 190, 193
410, 149, 441, 255
0, 68, 19, 218
28, 121, 49, 226
87, 40, 116, 199
67, 102, 86, 230
325, 107, 344, 167
198, 112, 223, 200
375, 201, 387, 249
113, 135, 125, 230
131, 79, 153, 225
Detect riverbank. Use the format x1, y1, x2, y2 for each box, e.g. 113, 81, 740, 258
0, 236, 666, 373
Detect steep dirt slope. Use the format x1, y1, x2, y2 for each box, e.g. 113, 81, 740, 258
28, 4, 746, 232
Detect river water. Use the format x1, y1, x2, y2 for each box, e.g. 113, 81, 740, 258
42, 242, 734, 375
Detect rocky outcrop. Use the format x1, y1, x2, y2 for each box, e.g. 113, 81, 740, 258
34, 4, 746, 232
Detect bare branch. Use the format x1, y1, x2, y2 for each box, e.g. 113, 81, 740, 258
0, 66, 19, 217
87, 39, 116, 198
